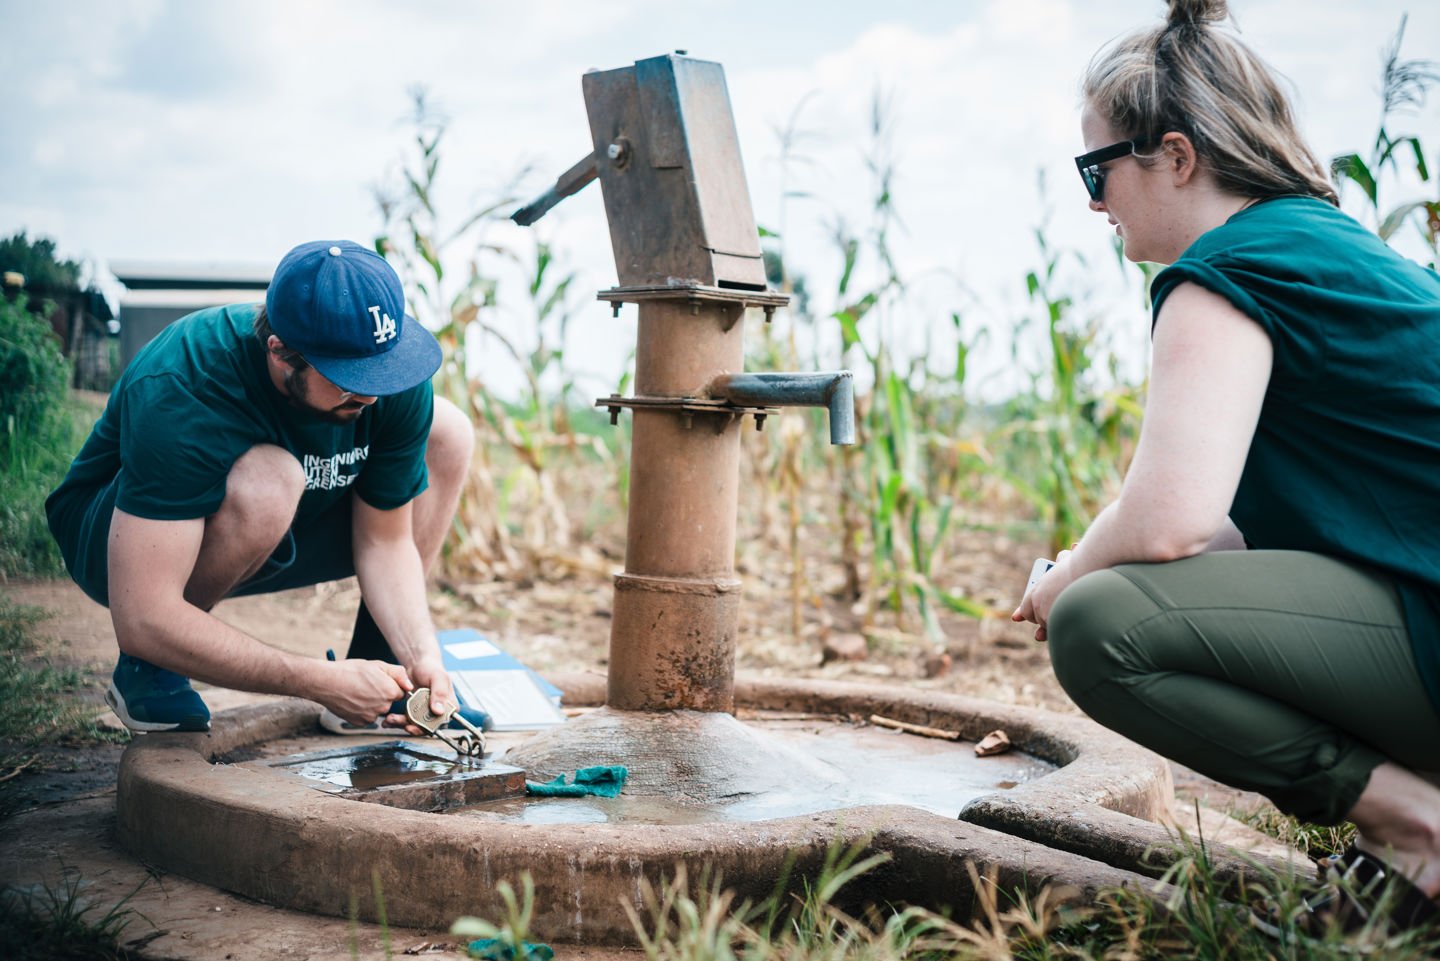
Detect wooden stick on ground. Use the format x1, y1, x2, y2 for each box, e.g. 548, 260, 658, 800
869, 714, 962, 741
0, 755, 37, 783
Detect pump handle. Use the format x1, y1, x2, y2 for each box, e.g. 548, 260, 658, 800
511, 152, 599, 226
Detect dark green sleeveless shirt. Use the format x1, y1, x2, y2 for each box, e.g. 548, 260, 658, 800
1152, 196, 1440, 713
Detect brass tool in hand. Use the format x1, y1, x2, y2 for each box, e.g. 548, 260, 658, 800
405, 687, 486, 760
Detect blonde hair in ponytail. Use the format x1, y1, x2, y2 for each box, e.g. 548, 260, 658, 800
1083, 0, 1338, 204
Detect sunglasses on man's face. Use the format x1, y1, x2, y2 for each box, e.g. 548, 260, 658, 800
1074, 140, 1140, 203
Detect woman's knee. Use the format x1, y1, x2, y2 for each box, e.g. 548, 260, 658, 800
1048, 568, 1159, 703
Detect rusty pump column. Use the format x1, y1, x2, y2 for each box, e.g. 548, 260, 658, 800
608, 298, 745, 711
514, 52, 850, 714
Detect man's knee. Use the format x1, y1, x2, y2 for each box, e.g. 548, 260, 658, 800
221, 445, 306, 532
1048, 568, 1158, 705
425, 396, 473, 484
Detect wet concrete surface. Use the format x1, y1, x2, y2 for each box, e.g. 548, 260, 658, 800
456, 715, 1053, 824
241, 713, 1053, 824
110, 691, 1188, 940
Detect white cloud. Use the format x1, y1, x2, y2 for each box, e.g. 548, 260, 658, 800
3, 0, 1436, 395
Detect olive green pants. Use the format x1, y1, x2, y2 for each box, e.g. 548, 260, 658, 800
1048, 550, 1440, 825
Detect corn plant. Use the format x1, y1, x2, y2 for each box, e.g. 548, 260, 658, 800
461, 240, 592, 568
746, 90, 997, 644
373, 87, 521, 578
819, 93, 989, 642
829, 227, 884, 609
375, 88, 623, 581
751, 94, 828, 642
995, 196, 1143, 556
1332, 15, 1439, 266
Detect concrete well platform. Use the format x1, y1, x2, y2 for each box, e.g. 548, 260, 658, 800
113, 673, 1296, 945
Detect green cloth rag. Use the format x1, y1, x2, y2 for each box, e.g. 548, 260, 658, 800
467, 938, 554, 961
525, 765, 627, 798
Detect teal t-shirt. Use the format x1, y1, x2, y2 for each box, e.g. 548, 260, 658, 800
1151, 196, 1440, 712
47, 302, 431, 541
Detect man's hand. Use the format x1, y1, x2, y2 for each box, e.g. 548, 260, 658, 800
321, 659, 413, 726
381, 656, 455, 734
352, 498, 454, 733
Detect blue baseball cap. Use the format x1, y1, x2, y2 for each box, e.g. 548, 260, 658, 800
265, 240, 441, 396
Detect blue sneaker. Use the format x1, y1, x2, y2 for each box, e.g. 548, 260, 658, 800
106, 653, 211, 732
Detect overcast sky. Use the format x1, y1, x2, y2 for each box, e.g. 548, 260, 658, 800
5, 0, 1438, 395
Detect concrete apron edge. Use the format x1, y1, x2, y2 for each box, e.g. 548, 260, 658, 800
113, 677, 1256, 944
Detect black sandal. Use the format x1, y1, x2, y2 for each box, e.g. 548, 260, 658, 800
1310, 846, 1440, 935
1247, 846, 1440, 950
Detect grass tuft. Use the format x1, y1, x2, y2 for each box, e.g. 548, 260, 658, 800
0, 596, 127, 809
0, 866, 150, 961
1239, 807, 1357, 859
451, 834, 1440, 961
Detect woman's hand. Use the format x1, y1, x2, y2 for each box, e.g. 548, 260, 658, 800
1012, 548, 1075, 642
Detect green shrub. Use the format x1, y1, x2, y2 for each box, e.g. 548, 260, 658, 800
1, 294, 69, 455
0, 293, 88, 577
0, 231, 82, 295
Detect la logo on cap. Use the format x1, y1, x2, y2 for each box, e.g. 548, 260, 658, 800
368, 305, 398, 345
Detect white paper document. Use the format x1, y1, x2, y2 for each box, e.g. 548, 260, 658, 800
443, 637, 502, 660
451, 669, 566, 731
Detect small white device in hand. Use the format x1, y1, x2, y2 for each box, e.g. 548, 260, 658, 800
1025, 557, 1055, 595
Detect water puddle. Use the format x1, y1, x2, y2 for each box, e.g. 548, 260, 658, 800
452, 718, 1052, 824
278, 746, 462, 790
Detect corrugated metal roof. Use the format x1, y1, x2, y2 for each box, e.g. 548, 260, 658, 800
109, 260, 273, 290
119, 289, 264, 308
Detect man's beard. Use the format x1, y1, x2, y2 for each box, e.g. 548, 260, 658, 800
283, 367, 366, 425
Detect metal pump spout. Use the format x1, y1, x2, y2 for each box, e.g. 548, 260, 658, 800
711, 371, 856, 445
